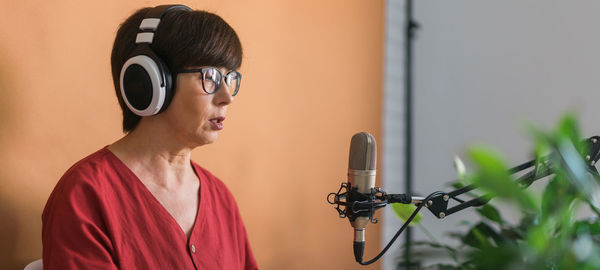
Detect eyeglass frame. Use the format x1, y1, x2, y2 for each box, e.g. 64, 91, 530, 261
178, 67, 242, 96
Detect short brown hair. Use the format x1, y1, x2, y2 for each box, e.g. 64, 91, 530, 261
110, 7, 243, 132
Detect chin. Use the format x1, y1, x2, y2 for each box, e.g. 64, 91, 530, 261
194, 133, 218, 146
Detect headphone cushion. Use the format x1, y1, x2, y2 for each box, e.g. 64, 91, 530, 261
155, 57, 174, 113
120, 55, 167, 116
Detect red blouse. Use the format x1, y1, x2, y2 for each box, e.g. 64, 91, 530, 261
42, 147, 258, 269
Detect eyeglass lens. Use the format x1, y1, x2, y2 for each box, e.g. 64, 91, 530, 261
201, 68, 240, 96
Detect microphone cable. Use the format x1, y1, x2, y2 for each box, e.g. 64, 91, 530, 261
357, 191, 446, 265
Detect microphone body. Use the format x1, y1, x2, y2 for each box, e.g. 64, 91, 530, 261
347, 132, 377, 262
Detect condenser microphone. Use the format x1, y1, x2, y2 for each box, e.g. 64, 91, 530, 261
347, 132, 377, 262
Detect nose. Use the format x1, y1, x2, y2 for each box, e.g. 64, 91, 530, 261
214, 84, 234, 106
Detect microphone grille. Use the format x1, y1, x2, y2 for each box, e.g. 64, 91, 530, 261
349, 132, 377, 170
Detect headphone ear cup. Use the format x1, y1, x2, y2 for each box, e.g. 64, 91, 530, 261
120, 51, 173, 116
121, 60, 154, 113
155, 57, 174, 113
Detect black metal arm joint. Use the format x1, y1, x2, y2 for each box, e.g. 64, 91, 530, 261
421, 193, 449, 219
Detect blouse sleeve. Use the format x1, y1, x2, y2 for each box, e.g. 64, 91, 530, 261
42, 170, 118, 270
228, 189, 258, 270
241, 223, 258, 270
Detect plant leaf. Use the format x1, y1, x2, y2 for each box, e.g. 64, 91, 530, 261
541, 176, 574, 221
451, 181, 465, 189
556, 139, 600, 210
556, 114, 582, 151
454, 155, 467, 182
463, 222, 500, 249
392, 203, 422, 225
475, 204, 503, 226
467, 147, 538, 211
574, 220, 600, 236
526, 223, 550, 254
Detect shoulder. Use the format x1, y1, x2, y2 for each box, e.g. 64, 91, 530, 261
44, 147, 122, 211
63, 147, 115, 178
43, 147, 119, 226
54, 147, 118, 192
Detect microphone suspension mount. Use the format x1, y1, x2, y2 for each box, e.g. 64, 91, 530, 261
327, 182, 415, 224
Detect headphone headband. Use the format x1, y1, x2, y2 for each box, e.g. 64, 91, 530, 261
145, 5, 192, 18
136, 5, 192, 44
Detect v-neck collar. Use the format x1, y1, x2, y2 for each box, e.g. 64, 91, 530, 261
103, 146, 206, 243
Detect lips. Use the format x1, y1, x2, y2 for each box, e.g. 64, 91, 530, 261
209, 116, 225, 130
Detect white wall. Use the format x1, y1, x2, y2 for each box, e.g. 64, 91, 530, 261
382, 0, 407, 268
383, 1, 600, 269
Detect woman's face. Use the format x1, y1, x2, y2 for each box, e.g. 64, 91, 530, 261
161, 67, 235, 147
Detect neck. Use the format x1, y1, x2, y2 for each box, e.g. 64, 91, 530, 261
108, 117, 198, 188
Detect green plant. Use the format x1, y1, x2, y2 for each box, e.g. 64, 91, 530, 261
393, 115, 600, 269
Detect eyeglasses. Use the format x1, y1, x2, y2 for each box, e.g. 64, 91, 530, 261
179, 67, 242, 96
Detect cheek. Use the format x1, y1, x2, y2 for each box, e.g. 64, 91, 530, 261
179, 95, 212, 121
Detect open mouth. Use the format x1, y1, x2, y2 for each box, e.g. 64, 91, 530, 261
210, 117, 225, 123
209, 117, 225, 130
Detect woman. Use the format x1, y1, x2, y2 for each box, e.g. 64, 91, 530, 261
42, 5, 257, 269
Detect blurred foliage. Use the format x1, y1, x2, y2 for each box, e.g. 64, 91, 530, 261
397, 114, 600, 269
392, 203, 422, 225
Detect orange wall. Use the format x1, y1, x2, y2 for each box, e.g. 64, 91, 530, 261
0, 0, 384, 269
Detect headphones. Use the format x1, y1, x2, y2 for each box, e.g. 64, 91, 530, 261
119, 5, 192, 116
